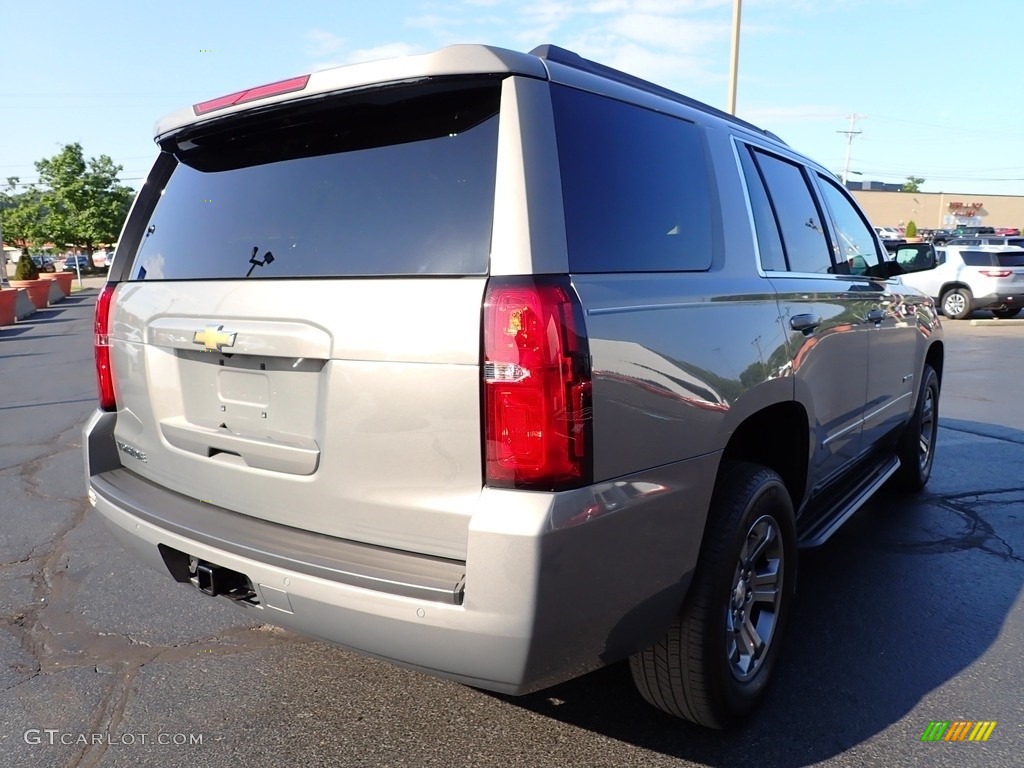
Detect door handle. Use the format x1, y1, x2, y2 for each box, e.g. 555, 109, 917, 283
790, 313, 821, 333
865, 308, 886, 323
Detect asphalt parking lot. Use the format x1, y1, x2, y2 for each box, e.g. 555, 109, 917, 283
1, 290, 1021, 768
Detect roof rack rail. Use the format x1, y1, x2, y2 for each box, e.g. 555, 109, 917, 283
529, 44, 787, 146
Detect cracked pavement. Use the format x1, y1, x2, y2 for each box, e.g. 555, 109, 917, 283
1, 295, 1021, 768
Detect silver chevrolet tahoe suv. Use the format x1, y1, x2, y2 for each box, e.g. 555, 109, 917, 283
84, 44, 944, 728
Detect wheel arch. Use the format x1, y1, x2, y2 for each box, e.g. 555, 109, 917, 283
719, 401, 809, 512
925, 340, 944, 384
938, 281, 972, 299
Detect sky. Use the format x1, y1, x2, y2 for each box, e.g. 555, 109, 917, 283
4, 0, 1024, 197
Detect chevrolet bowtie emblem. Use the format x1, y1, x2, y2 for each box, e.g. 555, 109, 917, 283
192, 324, 237, 351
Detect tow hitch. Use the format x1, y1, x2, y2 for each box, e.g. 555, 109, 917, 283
158, 544, 260, 605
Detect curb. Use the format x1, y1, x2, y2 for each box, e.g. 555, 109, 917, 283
969, 319, 1024, 326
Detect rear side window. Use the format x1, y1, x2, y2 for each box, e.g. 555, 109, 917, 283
551, 85, 713, 273
748, 149, 833, 275
738, 147, 787, 271
960, 251, 997, 266
128, 80, 501, 280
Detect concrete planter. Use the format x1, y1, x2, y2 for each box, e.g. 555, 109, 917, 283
40, 271, 73, 298
14, 289, 35, 320
8, 279, 50, 309
0, 288, 17, 327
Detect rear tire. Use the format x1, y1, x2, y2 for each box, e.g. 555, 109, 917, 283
629, 462, 796, 728
992, 307, 1021, 319
940, 288, 972, 319
891, 364, 939, 492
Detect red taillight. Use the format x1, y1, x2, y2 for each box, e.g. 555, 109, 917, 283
94, 283, 116, 412
980, 269, 1013, 277
483, 276, 592, 490
193, 74, 310, 115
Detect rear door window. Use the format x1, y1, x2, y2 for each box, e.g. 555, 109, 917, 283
550, 85, 714, 273
746, 148, 833, 275
128, 80, 502, 280
738, 147, 787, 271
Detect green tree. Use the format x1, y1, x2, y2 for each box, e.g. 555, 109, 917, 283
30, 143, 133, 255
1, 181, 48, 252
901, 176, 925, 193
14, 251, 39, 280
905, 220, 917, 238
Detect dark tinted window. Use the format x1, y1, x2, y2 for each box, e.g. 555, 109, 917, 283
129, 81, 501, 280
996, 251, 1024, 267
738, 147, 786, 271
960, 251, 997, 266
750, 150, 832, 274
815, 174, 880, 276
551, 85, 713, 272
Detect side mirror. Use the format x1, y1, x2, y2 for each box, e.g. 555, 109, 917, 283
888, 245, 937, 276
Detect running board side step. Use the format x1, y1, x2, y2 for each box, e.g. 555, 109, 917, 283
798, 456, 900, 548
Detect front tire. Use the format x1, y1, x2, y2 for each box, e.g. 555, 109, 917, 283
892, 364, 940, 491
941, 288, 972, 319
629, 462, 796, 728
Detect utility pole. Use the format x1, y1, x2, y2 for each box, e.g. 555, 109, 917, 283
838, 115, 864, 186
0, 216, 7, 287
727, 0, 742, 115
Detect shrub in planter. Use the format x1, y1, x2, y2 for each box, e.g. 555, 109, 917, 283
14, 252, 39, 281
905, 221, 917, 239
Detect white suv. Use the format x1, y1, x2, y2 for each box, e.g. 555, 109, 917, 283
899, 244, 1024, 319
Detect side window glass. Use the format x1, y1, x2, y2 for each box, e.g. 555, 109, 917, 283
816, 175, 881, 276
738, 146, 787, 271
750, 150, 832, 274
551, 85, 714, 273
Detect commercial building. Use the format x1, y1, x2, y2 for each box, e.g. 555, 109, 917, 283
849, 188, 1024, 231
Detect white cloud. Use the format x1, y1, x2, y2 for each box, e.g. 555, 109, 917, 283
345, 43, 422, 64
305, 29, 346, 58
515, 1, 583, 42
606, 14, 727, 49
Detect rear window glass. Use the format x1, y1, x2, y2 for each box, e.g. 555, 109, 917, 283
550, 85, 714, 273
960, 251, 998, 266
996, 251, 1024, 267
129, 80, 501, 280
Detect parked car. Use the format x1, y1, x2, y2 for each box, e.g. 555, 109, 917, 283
994, 227, 1020, 236
874, 226, 903, 240
925, 228, 953, 245
951, 225, 995, 237
62, 255, 97, 274
92, 250, 115, 270
83, 43, 945, 728
899, 244, 1024, 319
944, 235, 1024, 248
30, 254, 57, 273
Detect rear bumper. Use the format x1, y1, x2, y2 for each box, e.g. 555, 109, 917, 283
84, 410, 717, 694
972, 291, 1024, 309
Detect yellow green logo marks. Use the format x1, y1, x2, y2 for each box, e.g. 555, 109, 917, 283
921, 721, 996, 742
